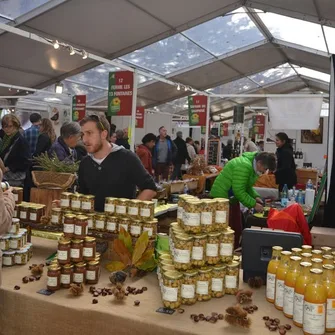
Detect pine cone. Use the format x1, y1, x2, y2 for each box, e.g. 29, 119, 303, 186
236, 289, 253, 304
112, 283, 126, 301
225, 314, 251, 328
31, 264, 44, 277
69, 283, 84, 296
226, 305, 248, 318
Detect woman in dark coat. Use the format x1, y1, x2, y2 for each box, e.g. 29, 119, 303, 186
33, 118, 56, 157
275, 132, 297, 191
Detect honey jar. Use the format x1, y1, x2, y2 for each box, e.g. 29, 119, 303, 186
71, 193, 82, 212
81, 195, 95, 213
60, 192, 72, 210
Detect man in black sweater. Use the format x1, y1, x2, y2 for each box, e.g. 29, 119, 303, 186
78, 115, 156, 212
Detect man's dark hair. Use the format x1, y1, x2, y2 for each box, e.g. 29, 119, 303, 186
60, 122, 81, 139
186, 137, 193, 144
142, 133, 156, 144
30, 113, 41, 124
255, 152, 276, 171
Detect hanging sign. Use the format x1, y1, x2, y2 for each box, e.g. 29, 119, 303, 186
72, 95, 86, 121
220, 123, 228, 136
107, 71, 134, 116
188, 95, 208, 126
136, 107, 145, 128
253, 115, 265, 138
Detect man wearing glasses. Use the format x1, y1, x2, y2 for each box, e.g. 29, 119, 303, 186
78, 115, 156, 212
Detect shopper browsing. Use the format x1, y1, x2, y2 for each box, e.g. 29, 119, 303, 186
186, 137, 197, 161
136, 133, 156, 176
172, 131, 190, 180
24, 113, 41, 156
115, 129, 130, 150
33, 118, 56, 157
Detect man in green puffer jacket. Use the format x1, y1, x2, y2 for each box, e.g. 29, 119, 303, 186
210, 152, 276, 212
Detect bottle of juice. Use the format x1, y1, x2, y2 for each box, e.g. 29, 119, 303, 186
321, 247, 332, 256
311, 258, 323, 270
323, 264, 335, 332
312, 250, 323, 260
301, 253, 313, 262
303, 268, 327, 335
293, 262, 312, 328
275, 251, 292, 310
284, 256, 302, 318
302, 245, 313, 253
323, 255, 334, 265
266, 246, 283, 303
292, 248, 302, 256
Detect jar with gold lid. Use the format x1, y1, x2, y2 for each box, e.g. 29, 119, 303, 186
51, 208, 63, 226
63, 214, 76, 239
214, 198, 229, 230
61, 264, 73, 288
60, 192, 72, 210
225, 261, 240, 295
12, 187, 23, 204
13, 204, 19, 218
291, 248, 302, 256
220, 229, 234, 263
83, 237, 96, 261
15, 248, 28, 265
173, 234, 193, 271
183, 200, 201, 234
2, 250, 15, 266
118, 218, 130, 232
196, 267, 212, 301
94, 214, 106, 231
106, 216, 117, 233
127, 199, 141, 220
200, 200, 215, 233
181, 269, 198, 305
211, 264, 226, 298
81, 195, 95, 213
9, 234, 22, 250
104, 197, 117, 214
9, 218, 20, 235
86, 213, 95, 230
73, 262, 86, 284
19, 204, 29, 222
321, 246, 332, 255
192, 234, 207, 267
311, 249, 323, 259
162, 271, 183, 309
47, 265, 61, 291
142, 219, 158, 238
70, 239, 84, 263
57, 239, 71, 265
311, 258, 323, 269
301, 245, 312, 253
115, 198, 128, 217
70, 193, 82, 212
74, 215, 88, 239
206, 232, 221, 265
140, 201, 155, 221
301, 252, 313, 262
0, 235, 10, 251
86, 261, 100, 285
130, 220, 142, 238
323, 254, 334, 265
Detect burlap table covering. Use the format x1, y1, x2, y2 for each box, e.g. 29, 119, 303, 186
0, 237, 301, 335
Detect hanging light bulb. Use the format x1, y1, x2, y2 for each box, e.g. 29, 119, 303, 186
53, 40, 60, 49
177, 84, 180, 91
16, 89, 20, 92
81, 50, 88, 59
55, 82, 64, 94
184, 86, 188, 91
8, 88, 11, 91
68, 45, 75, 56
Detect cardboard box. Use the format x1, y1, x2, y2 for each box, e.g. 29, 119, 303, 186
311, 226, 335, 248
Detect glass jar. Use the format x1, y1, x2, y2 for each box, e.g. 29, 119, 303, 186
142, 220, 158, 238
220, 229, 234, 263
192, 234, 207, 267
19, 204, 29, 222
312, 249, 323, 259
212, 264, 226, 298
19, 228, 27, 246
94, 214, 106, 231
2, 250, 15, 266
104, 197, 117, 214
70, 239, 84, 263
183, 200, 201, 234
9, 234, 22, 250
181, 269, 198, 305
83, 237, 96, 262
118, 218, 130, 233
266, 246, 283, 303
301, 245, 312, 253
9, 218, 20, 235
61, 264, 73, 288
86, 260, 100, 285
127, 199, 141, 220
56, 239, 70, 265
51, 208, 62, 226
200, 200, 215, 233
63, 214, 76, 239
81, 195, 95, 213
106, 216, 118, 233
86, 213, 95, 230
291, 248, 302, 256
0, 235, 10, 251
74, 215, 88, 239
173, 234, 193, 271
115, 198, 128, 217
162, 271, 183, 309
197, 267, 212, 301
177, 195, 187, 227
29, 206, 37, 223
311, 258, 323, 269
323, 254, 334, 265
301, 252, 312, 262
15, 248, 28, 265
70, 193, 82, 212
206, 232, 221, 265
47, 265, 61, 291
130, 220, 142, 238
225, 261, 240, 295
140, 201, 155, 221
12, 187, 23, 204
26, 242, 33, 260
73, 262, 86, 284
60, 192, 72, 210
13, 204, 19, 218
321, 246, 332, 255
214, 198, 229, 230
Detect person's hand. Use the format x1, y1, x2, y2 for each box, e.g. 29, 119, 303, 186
52, 200, 61, 208
256, 197, 264, 204
254, 203, 264, 213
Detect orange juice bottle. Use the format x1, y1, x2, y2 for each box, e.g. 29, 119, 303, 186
275, 251, 292, 310
323, 264, 335, 332
321, 247, 332, 255
292, 248, 302, 256
323, 255, 334, 265
284, 256, 302, 318
303, 268, 327, 335
293, 262, 312, 327
312, 258, 324, 270
312, 250, 323, 260
266, 246, 283, 303
302, 253, 313, 262
302, 245, 313, 253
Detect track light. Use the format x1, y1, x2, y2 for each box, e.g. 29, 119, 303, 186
53, 40, 60, 49
16, 89, 20, 92
55, 82, 63, 94
68, 45, 75, 56
8, 88, 11, 91
184, 86, 188, 91
81, 50, 88, 59
177, 84, 180, 91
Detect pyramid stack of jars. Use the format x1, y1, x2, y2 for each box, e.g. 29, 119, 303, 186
157, 195, 241, 309
266, 245, 335, 335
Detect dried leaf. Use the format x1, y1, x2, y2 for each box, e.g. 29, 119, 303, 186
132, 231, 149, 265
113, 240, 131, 266
105, 261, 126, 272
119, 227, 133, 254
137, 256, 157, 272
135, 248, 155, 267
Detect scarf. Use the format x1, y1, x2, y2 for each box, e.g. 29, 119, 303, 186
0, 132, 17, 155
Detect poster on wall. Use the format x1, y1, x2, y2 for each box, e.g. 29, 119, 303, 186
188, 95, 208, 126
220, 123, 228, 136
107, 71, 134, 116
136, 107, 145, 128
301, 118, 324, 144
252, 115, 265, 139
72, 95, 86, 121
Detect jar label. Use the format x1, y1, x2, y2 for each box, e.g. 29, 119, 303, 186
3, 256, 12, 266
61, 199, 70, 207
140, 208, 151, 218
47, 276, 58, 287
143, 227, 153, 237
9, 225, 17, 234
74, 225, 83, 236
0, 240, 6, 250
20, 211, 27, 219
86, 270, 96, 281
131, 225, 141, 236
107, 221, 116, 232
9, 240, 18, 249
162, 285, 178, 302
30, 213, 37, 221
83, 247, 93, 257
119, 224, 128, 232
192, 246, 203, 260
128, 207, 139, 216
61, 274, 70, 284
82, 202, 92, 210
15, 255, 22, 264
206, 243, 219, 257
293, 293, 304, 324
88, 219, 94, 229
95, 220, 105, 230
73, 273, 84, 283
58, 250, 68, 261
196, 281, 209, 295
105, 204, 115, 213
220, 243, 233, 256
303, 301, 326, 334
177, 207, 183, 220
266, 273, 276, 300
116, 205, 126, 214
212, 278, 224, 292
14, 193, 18, 201
215, 210, 227, 223
181, 284, 195, 299
70, 248, 80, 259
63, 223, 74, 233
174, 249, 190, 264
51, 215, 59, 224
225, 275, 237, 289
183, 212, 200, 227
13, 210, 17, 218
326, 299, 335, 329
283, 285, 295, 316
275, 279, 285, 308
72, 200, 81, 209
201, 212, 212, 225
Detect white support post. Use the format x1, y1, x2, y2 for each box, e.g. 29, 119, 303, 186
130, 70, 138, 153
204, 96, 211, 162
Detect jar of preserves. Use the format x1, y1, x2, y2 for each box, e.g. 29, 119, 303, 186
321, 246, 332, 255
62, 211, 73, 224
127, 200, 141, 220
212, 264, 226, 298
86, 260, 100, 284
206, 232, 221, 265
81, 195, 95, 213
63, 214, 76, 239
94, 214, 106, 231
51, 208, 62, 226
118, 218, 130, 233
214, 198, 229, 230
130, 220, 142, 238
73, 262, 86, 284
192, 234, 207, 267
83, 237, 96, 261
183, 200, 201, 234
19, 204, 29, 222
9, 234, 22, 250
70, 193, 82, 212
200, 200, 215, 233
0, 235, 10, 251
2, 250, 15, 266
13, 204, 19, 218
9, 218, 20, 235
70, 239, 84, 263
140, 201, 155, 221
60, 192, 72, 210
181, 269, 198, 305
57, 239, 71, 265
173, 234, 193, 271
106, 216, 118, 233
61, 264, 73, 288
115, 198, 128, 217
323, 254, 334, 265
311, 249, 323, 259
197, 267, 212, 301
74, 215, 88, 239
29, 206, 38, 223
105, 197, 117, 214
142, 220, 157, 238
220, 229, 234, 263
47, 265, 61, 291
86, 213, 95, 230
162, 271, 183, 309
15, 248, 28, 265
12, 187, 23, 204
225, 261, 240, 295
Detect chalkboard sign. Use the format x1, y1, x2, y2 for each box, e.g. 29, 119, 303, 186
208, 139, 220, 165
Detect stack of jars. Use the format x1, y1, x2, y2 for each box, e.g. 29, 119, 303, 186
13, 201, 46, 223
266, 244, 335, 335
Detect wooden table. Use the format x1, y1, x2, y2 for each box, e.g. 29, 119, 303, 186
183, 173, 219, 194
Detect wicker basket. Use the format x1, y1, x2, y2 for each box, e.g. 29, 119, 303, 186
32, 171, 76, 190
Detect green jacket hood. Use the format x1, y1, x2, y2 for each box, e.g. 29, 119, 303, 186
241, 151, 258, 162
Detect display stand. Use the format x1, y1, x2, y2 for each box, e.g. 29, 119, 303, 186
207, 139, 221, 165
30, 187, 63, 216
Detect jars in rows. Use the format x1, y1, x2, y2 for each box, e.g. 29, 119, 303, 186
105, 197, 117, 214
63, 214, 76, 239
86, 261, 100, 285
225, 261, 240, 295
173, 234, 193, 271
86, 213, 95, 230
211, 264, 226, 298
61, 264, 74, 288
70, 193, 82, 212
323, 254, 334, 265
115, 198, 128, 217
311, 258, 323, 269
206, 232, 221, 265
83, 237, 96, 262
200, 200, 215, 233
321, 246, 332, 255
95, 214, 106, 231
183, 200, 201, 234
162, 271, 183, 309
2, 250, 15, 266
73, 262, 86, 284
51, 208, 63, 226
181, 269, 198, 305
70, 239, 84, 263
127, 200, 141, 220
47, 265, 61, 291
15, 248, 28, 265
301, 245, 312, 253
0, 235, 10, 251
142, 220, 157, 239
106, 216, 118, 233
60, 192, 72, 210
214, 198, 229, 230
140, 201, 155, 221
311, 249, 323, 259
191, 234, 207, 268
197, 267, 212, 301
81, 195, 95, 213
57, 239, 71, 265
291, 248, 302, 256
130, 220, 142, 238
12, 187, 23, 204
301, 252, 312, 262
74, 215, 88, 239
220, 229, 234, 263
